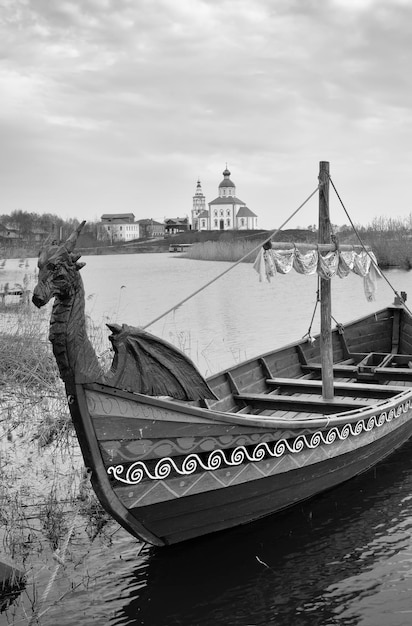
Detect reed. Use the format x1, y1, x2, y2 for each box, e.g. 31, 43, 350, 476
185, 237, 264, 262
184, 222, 412, 269
0, 302, 112, 575
352, 217, 412, 268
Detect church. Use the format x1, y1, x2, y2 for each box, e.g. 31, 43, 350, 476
191, 167, 258, 231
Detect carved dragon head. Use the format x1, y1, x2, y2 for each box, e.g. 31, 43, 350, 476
32, 221, 86, 308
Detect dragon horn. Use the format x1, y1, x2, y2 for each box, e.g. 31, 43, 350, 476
62, 220, 86, 253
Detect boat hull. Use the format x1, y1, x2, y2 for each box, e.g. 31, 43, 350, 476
133, 417, 412, 544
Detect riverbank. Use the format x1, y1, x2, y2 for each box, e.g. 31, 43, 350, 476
184, 231, 412, 269
0, 303, 116, 620
3, 227, 411, 269
0, 229, 269, 259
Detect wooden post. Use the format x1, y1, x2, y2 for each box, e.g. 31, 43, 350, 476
318, 161, 334, 400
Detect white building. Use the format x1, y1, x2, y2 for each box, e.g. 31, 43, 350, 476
191, 168, 258, 231
99, 213, 140, 242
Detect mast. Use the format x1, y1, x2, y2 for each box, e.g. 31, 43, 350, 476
318, 161, 334, 400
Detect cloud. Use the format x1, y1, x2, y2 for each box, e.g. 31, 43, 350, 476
1, 0, 412, 226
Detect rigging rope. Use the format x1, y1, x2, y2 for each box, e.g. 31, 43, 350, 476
302, 276, 320, 343
142, 184, 322, 330
328, 175, 412, 318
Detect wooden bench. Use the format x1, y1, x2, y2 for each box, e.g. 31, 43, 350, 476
266, 377, 405, 398
233, 392, 370, 414
301, 362, 412, 383
373, 367, 412, 382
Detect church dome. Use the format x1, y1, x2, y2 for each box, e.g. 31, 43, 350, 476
219, 167, 235, 188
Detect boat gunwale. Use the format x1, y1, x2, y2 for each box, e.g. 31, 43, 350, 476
82, 380, 412, 431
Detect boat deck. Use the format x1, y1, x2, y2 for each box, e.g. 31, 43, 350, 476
227, 354, 412, 420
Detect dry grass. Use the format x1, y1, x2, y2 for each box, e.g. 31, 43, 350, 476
0, 331, 57, 387
184, 238, 263, 262
0, 302, 113, 578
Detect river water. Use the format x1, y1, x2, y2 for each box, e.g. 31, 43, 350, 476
2, 253, 412, 625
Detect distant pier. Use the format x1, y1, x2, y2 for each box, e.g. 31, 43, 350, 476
168, 243, 192, 253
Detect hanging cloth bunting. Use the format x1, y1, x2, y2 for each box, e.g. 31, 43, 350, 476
317, 251, 340, 279
293, 248, 318, 275
363, 254, 381, 301
271, 249, 295, 274
253, 247, 268, 282
353, 250, 372, 277
337, 250, 356, 278
253, 246, 381, 301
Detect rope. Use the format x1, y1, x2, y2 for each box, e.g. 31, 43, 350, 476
142, 184, 322, 330
328, 175, 412, 317
28, 512, 78, 625
302, 276, 320, 343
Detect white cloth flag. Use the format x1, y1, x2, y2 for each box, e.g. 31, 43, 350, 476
253, 247, 381, 300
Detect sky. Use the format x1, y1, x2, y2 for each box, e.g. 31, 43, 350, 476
1, 0, 412, 230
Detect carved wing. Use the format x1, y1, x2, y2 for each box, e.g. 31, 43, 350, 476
105, 324, 218, 401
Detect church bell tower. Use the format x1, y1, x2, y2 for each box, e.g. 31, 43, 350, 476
192, 179, 206, 230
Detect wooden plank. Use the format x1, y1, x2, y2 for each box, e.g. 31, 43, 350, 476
233, 392, 370, 413
262, 348, 304, 379
399, 311, 412, 353
127, 419, 412, 544
374, 367, 412, 382
266, 377, 404, 397
301, 363, 358, 376
392, 308, 401, 353
304, 362, 412, 383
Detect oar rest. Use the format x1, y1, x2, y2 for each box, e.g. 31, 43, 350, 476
233, 392, 370, 414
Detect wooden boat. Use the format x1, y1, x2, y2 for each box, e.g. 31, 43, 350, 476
0, 555, 25, 611
32, 162, 412, 546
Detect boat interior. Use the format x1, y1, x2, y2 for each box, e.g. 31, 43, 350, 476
202, 305, 412, 420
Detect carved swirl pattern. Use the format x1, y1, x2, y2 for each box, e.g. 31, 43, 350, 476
107, 401, 410, 485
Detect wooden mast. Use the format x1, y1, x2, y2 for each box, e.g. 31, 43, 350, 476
318, 161, 334, 400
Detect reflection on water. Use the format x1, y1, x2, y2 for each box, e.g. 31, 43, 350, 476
3, 254, 412, 624
35, 441, 412, 626
110, 441, 412, 626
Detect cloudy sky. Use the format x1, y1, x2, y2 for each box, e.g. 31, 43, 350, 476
1, 0, 412, 230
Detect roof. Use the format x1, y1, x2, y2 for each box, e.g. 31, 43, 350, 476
101, 213, 135, 220
208, 196, 246, 206
197, 210, 209, 218
219, 178, 235, 188
236, 206, 257, 218
165, 217, 188, 224
219, 167, 235, 188
137, 219, 164, 226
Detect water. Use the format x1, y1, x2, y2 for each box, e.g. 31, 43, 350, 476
79, 253, 412, 375
2, 253, 412, 625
